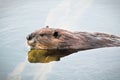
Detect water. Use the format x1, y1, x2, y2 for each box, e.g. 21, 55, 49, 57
0, 0, 120, 80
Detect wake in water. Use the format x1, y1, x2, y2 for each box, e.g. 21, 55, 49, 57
33, 63, 54, 80
7, 58, 27, 80
44, 0, 93, 30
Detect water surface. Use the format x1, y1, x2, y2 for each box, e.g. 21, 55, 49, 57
0, 0, 120, 80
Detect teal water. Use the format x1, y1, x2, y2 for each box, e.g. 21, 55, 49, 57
0, 0, 120, 80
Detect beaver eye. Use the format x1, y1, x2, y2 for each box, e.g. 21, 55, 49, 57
40, 34, 45, 37
53, 31, 59, 38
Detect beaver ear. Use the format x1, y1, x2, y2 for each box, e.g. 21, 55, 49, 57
53, 31, 59, 38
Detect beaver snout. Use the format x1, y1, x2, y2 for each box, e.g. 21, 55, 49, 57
26, 33, 37, 48
26, 33, 36, 41
26, 35, 32, 40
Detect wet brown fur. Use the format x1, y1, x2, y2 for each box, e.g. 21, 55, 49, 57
27, 27, 120, 50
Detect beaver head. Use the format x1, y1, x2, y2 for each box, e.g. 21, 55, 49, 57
26, 27, 79, 49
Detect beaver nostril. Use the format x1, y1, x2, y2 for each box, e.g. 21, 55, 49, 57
26, 35, 32, 40
27, 33, 36, 40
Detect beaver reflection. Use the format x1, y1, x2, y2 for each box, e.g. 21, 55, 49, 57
28, 49, 79, 63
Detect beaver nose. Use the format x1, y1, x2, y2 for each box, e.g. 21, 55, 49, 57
27, 33, 36, 40
26, 35, 32, 40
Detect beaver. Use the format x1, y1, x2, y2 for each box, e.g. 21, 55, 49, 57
26, 26, 120, 50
